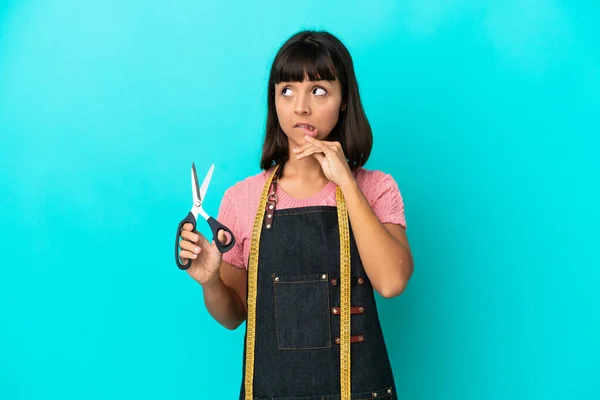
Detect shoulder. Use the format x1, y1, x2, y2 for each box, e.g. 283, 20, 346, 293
223, 167, 275, 205
353, 168, 399, 193
354, 168, 390, 182
354, 167, 406, 226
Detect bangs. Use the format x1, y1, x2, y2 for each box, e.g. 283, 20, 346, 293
273, 40, 338, 83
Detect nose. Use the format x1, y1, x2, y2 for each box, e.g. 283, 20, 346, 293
294, 92, 310, 115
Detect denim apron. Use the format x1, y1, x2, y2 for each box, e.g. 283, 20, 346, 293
240, 165, 398, 400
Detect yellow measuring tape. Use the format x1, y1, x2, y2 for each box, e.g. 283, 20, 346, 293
336, 185, 351, 399
244, 165, 352, 400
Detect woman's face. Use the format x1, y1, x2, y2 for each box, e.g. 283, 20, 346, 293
274, 76, 343, 148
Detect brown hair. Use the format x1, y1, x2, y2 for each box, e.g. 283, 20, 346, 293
260, 30, 373, 172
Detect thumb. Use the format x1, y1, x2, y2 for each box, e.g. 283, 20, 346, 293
217, 229, 228, 244
211, 230, 230, 254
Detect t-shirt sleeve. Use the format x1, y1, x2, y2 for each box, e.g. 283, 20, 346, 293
368, 171, 407, 228
216, 187, 245, 268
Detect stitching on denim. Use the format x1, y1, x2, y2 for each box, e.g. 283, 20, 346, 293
279, 209, 337, 217
326, 278, 332, 347
273, 273, 328, 283
278, 345, 331, 350
273, 282, 281, 348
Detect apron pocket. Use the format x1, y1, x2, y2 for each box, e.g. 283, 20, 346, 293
272, 272, 332, 350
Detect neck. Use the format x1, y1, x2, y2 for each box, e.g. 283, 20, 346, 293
281, 149, 326, 181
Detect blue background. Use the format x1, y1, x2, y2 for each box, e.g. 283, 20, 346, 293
1, 1, 598, 399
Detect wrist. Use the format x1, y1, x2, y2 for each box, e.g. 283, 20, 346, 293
200, 274, 222, 291
338, 175, 358, 194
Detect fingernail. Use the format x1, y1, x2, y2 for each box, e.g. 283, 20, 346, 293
195, 247, 200, 253
192, 254, 197, 258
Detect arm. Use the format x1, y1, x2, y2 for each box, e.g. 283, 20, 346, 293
179, 223, 248, 330
197, 186, 248, 330
340, 179, 414, 298
201, 260, 248, 330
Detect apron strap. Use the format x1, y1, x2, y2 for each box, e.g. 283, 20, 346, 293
263, 163, 283, 230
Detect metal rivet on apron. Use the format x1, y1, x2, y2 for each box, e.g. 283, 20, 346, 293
357, 277, 364, 285
359, 307, 364, 313
387, 388, 392, 394
267, 214, 272, 218
269, 204, 274, 209
335, 337, 341, 344
321, 274, 327, 280
274, 276, 279, 282
372, 392, 377, 397
330, 278, 337, 286
266, 224, 271, 229
332, 308, 338, 314
358, 335, 364, 342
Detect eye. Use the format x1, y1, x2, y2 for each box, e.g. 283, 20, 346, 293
313, 87, 327, 96
281, 87, 292, 96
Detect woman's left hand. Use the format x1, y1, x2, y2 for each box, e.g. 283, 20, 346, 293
292, 135, 354, 187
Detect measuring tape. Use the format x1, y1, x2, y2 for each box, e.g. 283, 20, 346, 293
244, 165, 352, 400
244, 164, 278, 399
336, 185, 351, 399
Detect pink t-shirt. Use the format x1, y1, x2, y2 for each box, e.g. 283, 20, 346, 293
217, 166, 407, 269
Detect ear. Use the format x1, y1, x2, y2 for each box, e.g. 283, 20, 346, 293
341, 103, 346, 111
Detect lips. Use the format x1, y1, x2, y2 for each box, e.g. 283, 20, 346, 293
294, 122, 318, 137
294, 122, 315, 130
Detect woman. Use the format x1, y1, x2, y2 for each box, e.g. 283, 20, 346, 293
178, 29, 414, 399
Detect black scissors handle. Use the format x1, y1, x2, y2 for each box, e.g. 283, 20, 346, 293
207, 217, 236, 253
175, 212, 196, 270
175, 214, 236, 270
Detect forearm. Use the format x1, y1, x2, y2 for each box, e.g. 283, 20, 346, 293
202, 277, 247, 330
339, 179, 413, 298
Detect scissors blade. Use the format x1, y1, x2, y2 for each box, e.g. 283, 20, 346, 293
199, 163, 214, 201
191, 162, 202, 203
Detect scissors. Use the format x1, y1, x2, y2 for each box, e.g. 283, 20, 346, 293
175, 162, 236, 270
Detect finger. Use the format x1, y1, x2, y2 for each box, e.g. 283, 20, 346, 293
184, 229, 209, 247
328, 142, 343, 152
304, 135, 334, 155
324, 141, 343, 154
294, 140, 337, 154
294, 143, 318, 153
181, 230, 202, 243
179, 249, 198, 260
320, 141, 345, 157
292, 143, 313, 153
180, 240, 201, 254
296, 146, 323, 159
217, 229, 228, 243
182, 223, 194, 231
333, 144, 346, 157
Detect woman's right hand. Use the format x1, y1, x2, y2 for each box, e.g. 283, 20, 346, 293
178, 223, 226, 287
